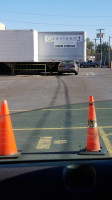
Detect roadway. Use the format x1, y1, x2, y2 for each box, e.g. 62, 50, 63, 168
0, 68, 112, 161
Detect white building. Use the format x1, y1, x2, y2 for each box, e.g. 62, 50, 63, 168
0, 23, 6, 30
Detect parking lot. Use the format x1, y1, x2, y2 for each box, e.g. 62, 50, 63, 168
0, 68, 112, 110
1, 68, 112, 161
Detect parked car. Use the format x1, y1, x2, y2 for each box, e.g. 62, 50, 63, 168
80, 59, 102, 68
58, 60, 79, 75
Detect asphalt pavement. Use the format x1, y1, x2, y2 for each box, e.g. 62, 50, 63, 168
0, 68, 112, 161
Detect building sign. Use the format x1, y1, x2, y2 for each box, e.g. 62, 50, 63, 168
45, 35, 82, 48
45, 35, 82, 42
54, 42, 76, 48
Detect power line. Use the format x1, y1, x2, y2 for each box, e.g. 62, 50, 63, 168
1, 10, 112, 18
1, 19, 112, 27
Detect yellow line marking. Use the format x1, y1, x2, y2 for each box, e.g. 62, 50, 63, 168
99, 127, 112, 157
13, 125, 112, 131
10, 108, 88, 112
54, 140, 67, 144
100, 108, 112, 109
10, 108, 112, 112
36, 136, 52, 149
99, 126, 112, 128
13, 127, 87, 131
10, 110, 29, 112
107, 133, 112, 136
42, 108, 88, 111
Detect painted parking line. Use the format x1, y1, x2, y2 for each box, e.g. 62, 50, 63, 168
53, 140, 67, 144
10, 110, 29, 112
13, 126, 87, 131
99, 127, 112, 157
13, 125, 112, 131
15, 126, 112, 156
10, 107, 112, 113
99, 126, 112, 129
107, 133, 112, 136
14, 125, 112, 156
36, 137, 67, 150
42, 108, 88, 111
10, 108, 88, 112
36, 136, 52, 149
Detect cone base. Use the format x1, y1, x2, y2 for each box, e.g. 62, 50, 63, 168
79, 147, 107, 155
0, 151, 21, 159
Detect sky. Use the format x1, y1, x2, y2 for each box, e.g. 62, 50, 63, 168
1, 0, 112, 46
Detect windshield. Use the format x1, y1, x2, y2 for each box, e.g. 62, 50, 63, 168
0, 0, 112, 162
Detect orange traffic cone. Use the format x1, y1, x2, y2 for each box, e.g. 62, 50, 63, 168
0, 100, 20, 158
86, 96, 101, 152
79, 96, 107, 155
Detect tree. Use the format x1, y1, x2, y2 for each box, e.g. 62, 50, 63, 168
96, 42, 109, 53
86, 38, 94, 49
86, 38, 95, 59
96, 42, 112, 65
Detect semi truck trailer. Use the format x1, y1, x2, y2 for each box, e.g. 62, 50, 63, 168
0, 30, 86, 74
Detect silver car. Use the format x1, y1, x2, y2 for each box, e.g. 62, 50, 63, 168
58, 60, 79, 75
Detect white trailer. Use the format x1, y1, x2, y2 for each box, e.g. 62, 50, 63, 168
0, 30, 38, 62
38, 31, 86, 62
0, 30, 86, 74
0, 23, 6, 30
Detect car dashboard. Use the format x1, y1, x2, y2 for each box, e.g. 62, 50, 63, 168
0, 158, 112, 200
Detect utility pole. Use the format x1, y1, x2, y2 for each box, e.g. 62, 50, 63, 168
108, 36, 112, 68
109, 36, 110, 68
93, 38, 99, 61
96, 29, 105, 63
